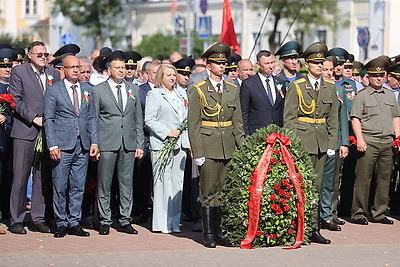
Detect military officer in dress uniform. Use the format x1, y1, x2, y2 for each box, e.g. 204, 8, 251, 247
275, 40, 303, 87
350, 57, 399, 225
124, 51, 142, 85
284, 42, 338, 244
188, 42, 245, 248
224, 53, 241, 86
327, 47, 358, 222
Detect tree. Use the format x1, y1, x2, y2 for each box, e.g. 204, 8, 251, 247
0, 34, 33, 48
257, 0, 348, 52
53, 0, 122, 47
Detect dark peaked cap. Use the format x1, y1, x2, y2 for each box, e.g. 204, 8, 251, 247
100, 50, 125, 70
124, 51, 142, 65
300, 42, 327, 62
363, 57, 390, 74
275, 41, 302, 58
388, 64, 400, 79
53, 44, 80, 57
201, 42, 231, 63
226, 53, 242, 69
352, 61, 364, 74
173, 57, 195, 74
327, 47, 349, 63
0, 48, 17, 65
14, 47, 25, 62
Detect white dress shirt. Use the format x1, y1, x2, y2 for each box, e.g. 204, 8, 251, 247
64, 79, 81, 109
258, 72, 276, 102
108, 79, 127, 110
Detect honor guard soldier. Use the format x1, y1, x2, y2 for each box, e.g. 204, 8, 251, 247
275, 40, 303, 87
284, 42, 338, 244
124, 51, 142, 85
350, 57, 399, 225
188, 42, 245, 248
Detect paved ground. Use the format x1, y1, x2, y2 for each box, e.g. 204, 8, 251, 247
1, 215, 400, 267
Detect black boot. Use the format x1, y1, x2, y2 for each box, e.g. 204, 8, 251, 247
201, 206, 216, 248
311, 216, 331, 244
213, 207, 235, 247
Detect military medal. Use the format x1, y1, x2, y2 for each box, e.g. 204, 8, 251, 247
347, 91, 355, 100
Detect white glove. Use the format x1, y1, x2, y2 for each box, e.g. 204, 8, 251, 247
194, 157, 206, 166
327, 149, 336, 157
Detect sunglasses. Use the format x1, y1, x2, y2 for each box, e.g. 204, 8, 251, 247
31, 52, 49, 58
0, 65, 12, 68
126, 65, 137, 70
344, 65, 352, 69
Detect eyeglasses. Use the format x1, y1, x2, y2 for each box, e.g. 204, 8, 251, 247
30, 52, 49, 58
63, 65, 81, 70
80, 70, 91, 74
344, 65, 352, 69
125, 65, 137, 70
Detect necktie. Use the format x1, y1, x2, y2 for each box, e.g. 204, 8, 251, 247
71, 84, 80, 116
266, 78, 274, 105
36, 71, 45, 93
216, 83, 222, 100
116, 84, 123, 111
314, 81, 319, 92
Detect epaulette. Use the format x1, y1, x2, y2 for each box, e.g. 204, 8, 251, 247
194, 80, 207, 88
293, 78, 306, 84
225, 81, 238, 88
323, 78, 335, 85
355, 88, 366, 95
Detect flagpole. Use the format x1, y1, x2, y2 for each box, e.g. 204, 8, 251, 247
279, 3, 304, 46
248, 0, 274, 59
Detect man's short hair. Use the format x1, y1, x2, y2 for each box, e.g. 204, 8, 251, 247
256, 50, 272, 62
79, 56, 91, 67
27, 41, 45, 52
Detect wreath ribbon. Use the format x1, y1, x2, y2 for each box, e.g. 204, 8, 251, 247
240, 133, 305, 249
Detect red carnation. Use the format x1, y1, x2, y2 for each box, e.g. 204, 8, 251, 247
276, 208, 283, 215
291, 220, 296, 226
349, 136, 358, 146
281, 158, 286, 165
298, 173, 303, 180
270, 194, 277, 202
273, 184, 280, 190
270, 158, 277, 164
256, 230, 263, 236
283, 205, 290, 212
271, 204, 279, 211
267, 166, 272, 173
281, 179, 288, 186
280, 198, 287, 205
286, 192, 291, 199
300, 181, 305, 188
279, 189, 286, 196
286, 184, 291, 190
274, 150, 280, 155
288, 229, 293, 235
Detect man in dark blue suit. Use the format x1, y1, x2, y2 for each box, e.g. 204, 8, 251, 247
44, 55, 99, 238
240, 50, 286, 136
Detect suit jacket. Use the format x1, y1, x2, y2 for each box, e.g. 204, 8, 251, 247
240, 73, 286, 135
336, 84, 350, 148
44, 80, 99, 151
284, 77, 338, 154
187, 69, 235, 93
145, 87, 190, 151
139, 82, 152, 148
0, 83, 12, 153
9, 63, 60, 141
93, 80, 144, 151
188, 78, 245, 159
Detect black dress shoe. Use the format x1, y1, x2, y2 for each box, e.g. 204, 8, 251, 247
67, 225, 90, 237
371, 217, 394, 225
118, 224, 138, 234
53, 226, 67, 238
8, 223, 27, 234
214, 234, 235, 247
351, 218, 368, 225
29, 222, 51, 233
321, 220, 342, 231
333, 218, 346, 225
203, 234, 216, 248
98, 225, 110, 235
310, 231, 331, 244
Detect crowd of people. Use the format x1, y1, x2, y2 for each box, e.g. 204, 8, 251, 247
0, 39, 399, 248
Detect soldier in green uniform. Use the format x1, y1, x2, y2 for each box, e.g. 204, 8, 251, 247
284, 42, 338, 244
275, 40, 304, 88
351, 57, 400, 225
188, 42, 245, 248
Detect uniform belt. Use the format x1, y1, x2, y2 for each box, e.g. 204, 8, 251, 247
201, 120, 233, 127
297, 117, 326, 124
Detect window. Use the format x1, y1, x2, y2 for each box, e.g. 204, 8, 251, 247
25, 0, 38, 16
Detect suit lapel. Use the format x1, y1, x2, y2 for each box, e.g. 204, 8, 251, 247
104, 81, 122, 113
60, 81, 77, 116
273, 76, 284, 106
79, 82, 89, 114
255, 73, 271, 105
161, 88, 179, 115
26, 64, 45, 96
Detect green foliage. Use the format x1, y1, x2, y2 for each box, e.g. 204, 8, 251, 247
221, 124, 319, 247
53, 0, 122, 46
256, 0, 348, 51
0, 34, 33, 48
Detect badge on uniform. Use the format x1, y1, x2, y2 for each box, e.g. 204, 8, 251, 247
347, 91, 355, 100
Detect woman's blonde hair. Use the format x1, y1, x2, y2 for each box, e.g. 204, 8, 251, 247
155, 63, 177, 88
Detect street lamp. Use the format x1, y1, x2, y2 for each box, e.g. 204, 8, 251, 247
55, 12, 65, 48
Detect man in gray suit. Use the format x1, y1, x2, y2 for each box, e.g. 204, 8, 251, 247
94, 51, 144, 235
44, 55, 99, 238
9, 41, 60, 234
